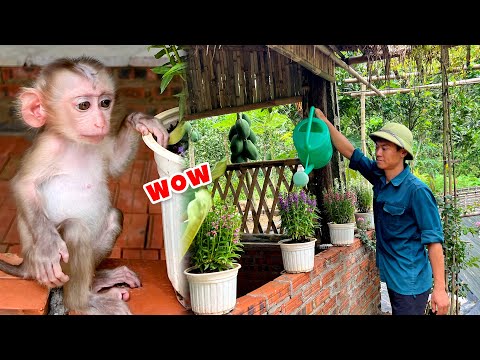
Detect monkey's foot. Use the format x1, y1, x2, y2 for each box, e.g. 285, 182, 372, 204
92, 265, 141, 292
81, 292, 132, 315
99, 286, 131, 301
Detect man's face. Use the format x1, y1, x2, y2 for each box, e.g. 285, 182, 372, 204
374, 139, 407, 170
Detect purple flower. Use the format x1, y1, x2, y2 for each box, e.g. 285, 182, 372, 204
278, 189, 320, 241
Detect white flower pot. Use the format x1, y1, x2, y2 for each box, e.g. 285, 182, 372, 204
354, 212, 375, 230
184, 263, 241, 315
328, 222, 355, 246
278, 237, 317, 273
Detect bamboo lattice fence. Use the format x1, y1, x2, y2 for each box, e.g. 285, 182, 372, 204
211, 158, 302, 234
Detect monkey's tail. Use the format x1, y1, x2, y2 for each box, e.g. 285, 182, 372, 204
0, 259, 29, 278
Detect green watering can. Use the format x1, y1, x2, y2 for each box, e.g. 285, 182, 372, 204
292, 106, 333, 187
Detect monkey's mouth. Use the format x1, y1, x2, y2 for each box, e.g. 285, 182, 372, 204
81, 135, 106, 143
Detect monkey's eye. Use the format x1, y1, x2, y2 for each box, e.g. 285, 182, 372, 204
100, 99, 112, 108
77, 101, 91, 111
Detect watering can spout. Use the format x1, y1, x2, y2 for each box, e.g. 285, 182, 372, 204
292, 106, 333, 186
304, 163, 314, 175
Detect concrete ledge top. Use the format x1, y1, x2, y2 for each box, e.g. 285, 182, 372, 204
0, 45, 175, 67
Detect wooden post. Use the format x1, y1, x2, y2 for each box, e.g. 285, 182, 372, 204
440, 45, 459, 315
302, 69, 336, 245
360, 83, 367, 154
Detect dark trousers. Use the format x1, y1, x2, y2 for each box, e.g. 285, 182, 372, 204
387, 288, 430, 315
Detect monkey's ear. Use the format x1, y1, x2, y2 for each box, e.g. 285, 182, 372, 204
18, 89, 47, 128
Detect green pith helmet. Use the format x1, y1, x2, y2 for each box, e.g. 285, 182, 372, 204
369, 122, 414, 160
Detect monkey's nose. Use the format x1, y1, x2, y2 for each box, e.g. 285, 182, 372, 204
95, 118, 107, 129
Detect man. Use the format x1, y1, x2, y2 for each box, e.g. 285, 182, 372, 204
314, 107, 449, 315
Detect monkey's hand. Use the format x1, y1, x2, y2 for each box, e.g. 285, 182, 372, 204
125, 112, 169, 148
33, 239, 70, 288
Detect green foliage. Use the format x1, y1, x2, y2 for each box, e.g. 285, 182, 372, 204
336, 46, 480, 182
149, 45, 186, 89
322, 179, 357, 224
186, 116, 226, 167
350, 178, 373, 213
419, 174, 480, 194
358, 227, 376, 253
335, 46, 480, 310
278, 188, 321, 242
437, 194, 480, 298
190, 197, 244, 273
250, 106, 296, 161
148, 45, 187, 119
187, 105, 298, 167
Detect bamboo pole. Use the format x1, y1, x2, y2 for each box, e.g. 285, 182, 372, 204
440, 45, 458, 315
189, 137, 195, 168
360, 84, 366, 154
344, 77, 480, 97
344, 64, 480, 83
343, 48, 408, 65
314, 45, 385, 98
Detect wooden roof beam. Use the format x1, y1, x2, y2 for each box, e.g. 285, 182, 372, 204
327, 45, 348, 62
314, 45, 385, 98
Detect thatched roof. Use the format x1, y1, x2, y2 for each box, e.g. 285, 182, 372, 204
184, 45, 452, 119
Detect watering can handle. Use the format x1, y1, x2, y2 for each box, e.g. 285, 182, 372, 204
305, 106, 316, 151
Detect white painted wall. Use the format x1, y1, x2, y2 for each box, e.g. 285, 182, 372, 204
0, 45, 185, 67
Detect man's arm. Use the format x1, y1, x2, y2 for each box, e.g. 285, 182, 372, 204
411, 187, 450, 315
427, 242, 450, 315
314, 108, 355, 159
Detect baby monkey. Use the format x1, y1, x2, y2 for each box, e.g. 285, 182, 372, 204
0, 56, 169, 314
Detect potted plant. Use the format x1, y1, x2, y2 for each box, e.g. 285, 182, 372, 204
351, 179, 375, 230
322, 179, 357, 246
277, 188, 320, 273
183, 195, 244, 315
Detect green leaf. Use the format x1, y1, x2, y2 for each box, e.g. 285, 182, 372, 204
150, 65, 171, 75
163, 62, 187, 78
154, 49, 168, 59
147, 45, 163, 52
160, 73, 174, 94
180, 188, 213, 259
210, 158, 227, 181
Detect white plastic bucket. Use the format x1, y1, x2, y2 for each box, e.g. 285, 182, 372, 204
142, 107, 191, 309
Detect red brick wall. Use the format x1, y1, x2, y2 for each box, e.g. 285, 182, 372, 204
0, 65, 182, 132
232, 235, 381, 315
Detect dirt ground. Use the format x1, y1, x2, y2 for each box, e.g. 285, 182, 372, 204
239, 199, 281, 234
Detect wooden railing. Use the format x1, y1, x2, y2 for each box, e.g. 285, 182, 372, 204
211, 158, 301, 234
456, 186, 480, 214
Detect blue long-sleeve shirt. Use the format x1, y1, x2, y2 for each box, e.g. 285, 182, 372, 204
349, 148, 444, 295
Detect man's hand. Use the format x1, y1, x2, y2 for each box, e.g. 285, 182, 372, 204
430, 287, 450, 315
314, 108, 328, 122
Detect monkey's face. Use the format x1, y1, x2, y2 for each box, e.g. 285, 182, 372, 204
52, 71, 115, 144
